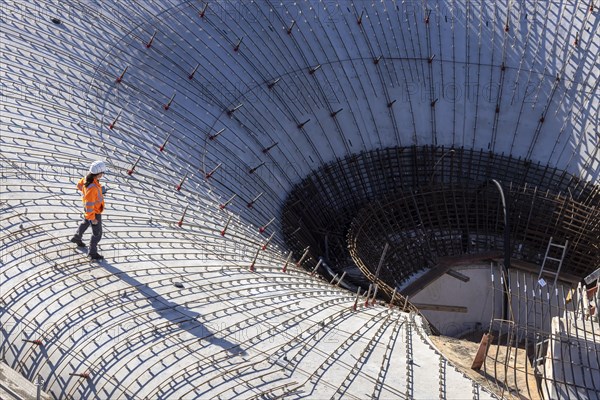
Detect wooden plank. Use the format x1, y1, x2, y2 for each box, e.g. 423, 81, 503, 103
446, 268, 470, 282
411, 303, 467, 313
471, 332, 493, 370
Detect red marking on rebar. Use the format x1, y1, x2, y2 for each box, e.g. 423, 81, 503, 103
178, 205, 188, 227
200, 4, 208, 18
116, 66, 128, 83
127, 156, 140, 176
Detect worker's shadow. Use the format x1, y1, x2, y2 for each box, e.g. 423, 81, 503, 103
99, 260, 246, 357
41, 256, 247, 400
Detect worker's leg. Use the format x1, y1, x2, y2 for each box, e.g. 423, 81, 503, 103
89, 214, 103, 256
72, 217, 90, 244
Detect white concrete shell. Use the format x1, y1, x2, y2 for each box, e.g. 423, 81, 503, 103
1, 1, 598, 399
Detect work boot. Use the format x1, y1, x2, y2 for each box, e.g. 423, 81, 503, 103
88, 253, 104, 260
70, 237, 86, 247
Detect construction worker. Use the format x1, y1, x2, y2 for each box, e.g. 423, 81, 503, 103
70, 160, 106, 260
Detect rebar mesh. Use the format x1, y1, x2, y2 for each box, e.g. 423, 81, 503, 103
282, 146, 600, 294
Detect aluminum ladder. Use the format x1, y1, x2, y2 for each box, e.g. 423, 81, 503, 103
537, 237, 568, 287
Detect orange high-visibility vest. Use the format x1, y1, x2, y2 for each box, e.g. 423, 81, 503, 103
77, 177, 104, 220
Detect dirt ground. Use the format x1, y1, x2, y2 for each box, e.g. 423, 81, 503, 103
429, 335, 542, 400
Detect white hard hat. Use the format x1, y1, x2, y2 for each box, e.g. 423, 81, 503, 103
89, 160, 107, 174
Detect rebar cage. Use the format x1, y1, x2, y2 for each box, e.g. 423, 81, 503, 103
282, 145, 600, 293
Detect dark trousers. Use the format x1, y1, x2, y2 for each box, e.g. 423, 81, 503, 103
73, 214, 102, 255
